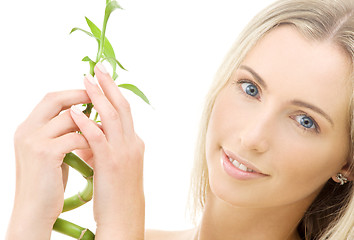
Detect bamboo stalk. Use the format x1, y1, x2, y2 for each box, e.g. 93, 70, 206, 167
62, 176, 93, 212
52, 153, 95, 239
62, 152, 94, 211
53, 218, 95, 239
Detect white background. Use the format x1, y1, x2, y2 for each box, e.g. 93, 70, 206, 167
0, 0, 274, 238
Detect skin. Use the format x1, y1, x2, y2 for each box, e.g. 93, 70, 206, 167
6, 63, 145, 240
147, 26, 353, 240
201, 25, 352, 240
6, 25, 353, 240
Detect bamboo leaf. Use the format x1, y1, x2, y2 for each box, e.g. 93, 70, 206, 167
101, 57, 127, 71
104, 1, 123, 23
69, 27, 100, 41
113, 72, 118, 80
82, 56, 96, 72
85, 17, 101, 42
101, 1, 123, 72
118, 84, 150, 105
85, 17, 118, 77
82, 56, 94, 62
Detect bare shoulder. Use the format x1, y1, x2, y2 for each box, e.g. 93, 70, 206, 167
145, 228, 196, 240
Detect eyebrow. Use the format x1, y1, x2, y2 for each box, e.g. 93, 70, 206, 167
239, 64, 334, 127
289, 100, 334, 127
239, 65, 268, 90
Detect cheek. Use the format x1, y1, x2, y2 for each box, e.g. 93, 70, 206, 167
206, 88, 249, 145
276, 130, 349, 177
269, 131, 349, 201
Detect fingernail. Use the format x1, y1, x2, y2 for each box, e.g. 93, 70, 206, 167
85, 73, 97, 85
96, 62, 108, 74
71, 105, 83, 115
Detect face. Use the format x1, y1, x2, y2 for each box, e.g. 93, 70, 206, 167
205, 25, 352, 208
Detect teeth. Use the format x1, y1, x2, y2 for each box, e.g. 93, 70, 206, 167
238, 164, 248, 171
232, 159, 240, 168
228, 157, 254, 173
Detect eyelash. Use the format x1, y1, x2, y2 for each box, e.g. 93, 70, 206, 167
232, 79, 320, 134
234, 79, 261, 100
291, 113, 320, 134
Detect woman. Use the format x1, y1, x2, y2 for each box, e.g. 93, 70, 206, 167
6, 0, 354, 239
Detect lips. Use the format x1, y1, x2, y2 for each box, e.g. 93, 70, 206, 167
223, 148, 265, 174
221, 148, 269, 180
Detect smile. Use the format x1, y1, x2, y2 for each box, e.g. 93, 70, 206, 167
221, 148, 269, 180
227, 156, 254, 172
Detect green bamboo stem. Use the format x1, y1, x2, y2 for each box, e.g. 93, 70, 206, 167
53, 153, 95, 238
53, 218, 95, 240
63, 152, 93, 179
83, 63, 96, 117
62, 153, 93, 211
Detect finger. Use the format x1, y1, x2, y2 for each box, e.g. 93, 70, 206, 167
41, 110, 79, 138
53, 132, 90, 155
26, 90, 91, 127
69, 105, 109, 154
94, 63, 135, 137
83, 74, 123, 143
42, 109, 103, 139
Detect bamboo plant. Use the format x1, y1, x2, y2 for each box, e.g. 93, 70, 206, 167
52, 1, 149, 239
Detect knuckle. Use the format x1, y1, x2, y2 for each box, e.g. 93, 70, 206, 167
88, 128, 105, 142
137, 137, 145, 152
108, 110, 120, 121
43, 91, 58, 101
14, 123, 25, 143
27, 138, 50, 158
119, 99, 131, 112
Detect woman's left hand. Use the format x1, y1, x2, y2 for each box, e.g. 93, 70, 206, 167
70, 63, 145, 239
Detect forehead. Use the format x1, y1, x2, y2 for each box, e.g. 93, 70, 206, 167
240, 25, 352, 123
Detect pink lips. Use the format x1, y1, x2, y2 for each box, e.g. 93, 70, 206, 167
221, 148, 269, 180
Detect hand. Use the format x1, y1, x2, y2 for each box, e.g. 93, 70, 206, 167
9, 90, 90, 232
70, 63, 145, 239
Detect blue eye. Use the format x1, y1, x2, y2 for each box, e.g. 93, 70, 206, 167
241, 82, 259, 97
295, 115, 315, 129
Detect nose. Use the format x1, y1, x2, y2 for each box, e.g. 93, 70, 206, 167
239, 112, 272, 153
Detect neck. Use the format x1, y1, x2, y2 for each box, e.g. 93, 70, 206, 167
194, 190, 316, 240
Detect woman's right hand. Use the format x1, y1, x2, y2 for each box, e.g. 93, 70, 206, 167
6, 90, 91, 239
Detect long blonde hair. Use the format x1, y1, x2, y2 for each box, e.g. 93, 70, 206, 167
188, 0, 354, 239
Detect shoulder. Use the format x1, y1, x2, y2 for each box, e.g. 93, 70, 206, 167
145, 228, 196, 240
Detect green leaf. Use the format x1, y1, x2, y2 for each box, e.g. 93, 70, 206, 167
101, 57, 127, 71
100, 1, 123, 73
118, 84, 150, 105
85, 17, 118, 78
69, 27, 100, 41
113, 72, 118, 80
102, 0, 123, 71
104, 1, 123, 23
82, 56, 96, 73
82, 56, 94, 62
85, 17, 102, 43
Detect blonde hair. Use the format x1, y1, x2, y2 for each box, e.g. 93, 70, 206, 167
188, 0, 354, 239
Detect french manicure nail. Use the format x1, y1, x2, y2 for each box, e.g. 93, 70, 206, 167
85, 73, 97, 85
96, 62, 108, 74
71, 105, 83, 115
